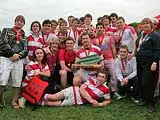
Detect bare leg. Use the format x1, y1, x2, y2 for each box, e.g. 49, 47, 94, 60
11, 87, 19, 107
47, 90, 65, 101
0, 86, 4, 100
59, 70, 67, 89
45, 100, 62, 106
0, 86, 5, 107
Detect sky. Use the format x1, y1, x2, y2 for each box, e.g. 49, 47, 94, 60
0, 0, 159, 32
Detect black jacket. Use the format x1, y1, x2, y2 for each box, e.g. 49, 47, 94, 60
0, 28, 28, 58
136, 31, 160, 62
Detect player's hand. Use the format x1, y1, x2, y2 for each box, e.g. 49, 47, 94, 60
89, 99, 98, 104
10, 54, 21, 62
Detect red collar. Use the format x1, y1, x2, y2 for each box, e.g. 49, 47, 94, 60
13, 26, 24, 34
13, 26, 24, 41
143, 30, 153, 35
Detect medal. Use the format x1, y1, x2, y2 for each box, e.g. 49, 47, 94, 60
98, 34, 104, 46
16, 41, 20, 44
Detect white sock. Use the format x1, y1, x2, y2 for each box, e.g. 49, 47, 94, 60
44, 94, 49, 101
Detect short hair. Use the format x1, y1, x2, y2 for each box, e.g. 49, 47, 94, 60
96, 22, 104, 28
119, 45, 129, 52
81, 32, 91, 38
42, 19, 52, 26
109, 13, 118, 19
79, 17, 85, 22
58, 29, 68, 36
97, 17, 102, 22
51, 19, 58, 25
117, 16, 125, 22
30, 21, 41, 32
66, 37, 75, 42
68, 15, 74, 20
97, 69, 108, 79
102, 15, 110, 20
59, 19, 67, 26
141, 18, 153, 28
84, 14, 92, 20
72, 18, 80, 24
15, 15, 25, 24
58, 18, 65, 24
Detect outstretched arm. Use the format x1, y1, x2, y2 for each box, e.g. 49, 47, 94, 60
92, 99, 111, 107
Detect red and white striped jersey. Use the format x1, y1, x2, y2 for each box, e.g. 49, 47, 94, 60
76, 44, 103, 59
22, 61, 49, 87
27, 35, 44, 57
84, 77, 110, 100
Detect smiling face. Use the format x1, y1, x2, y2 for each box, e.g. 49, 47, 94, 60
141, 22, 152, 31
117, 19, 125, 30
97, 73, 106, 84
110, 16, 117, 26
58, 33, 67, 43
102, 18, 110, 26
14, 16, 25, 29
60, 23, 67, 30
96, 25, 104, 35
84, 17, 92, 25
34, 49, 45, 62
51, 22, 58, 30
31, 23, 40, 34
141, 18, 153, 31
81, 34, 91, 48
66, 39, 74, 50
43, 23, 52, 34
49, 38, 59, 51
68, 16, 74, 27
72, 20, 79, 28
119, 48, 128, 59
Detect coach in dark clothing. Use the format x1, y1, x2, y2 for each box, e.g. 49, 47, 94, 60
135, 18, 160, 113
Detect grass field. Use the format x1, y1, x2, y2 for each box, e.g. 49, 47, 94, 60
0, 88, 160, 120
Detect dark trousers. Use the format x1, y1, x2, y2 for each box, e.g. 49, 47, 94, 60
137, 59, 155, 103
118, 77, 138, 97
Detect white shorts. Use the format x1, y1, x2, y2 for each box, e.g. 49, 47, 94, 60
0, 57, 23, 87
61, 86, 83, 106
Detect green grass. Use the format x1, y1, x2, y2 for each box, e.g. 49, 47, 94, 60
1, 88, 160, 120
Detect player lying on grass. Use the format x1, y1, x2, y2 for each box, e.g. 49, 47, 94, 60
43, 69, 111, 107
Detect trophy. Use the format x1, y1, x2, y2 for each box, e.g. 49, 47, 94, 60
72, 54, 102, 69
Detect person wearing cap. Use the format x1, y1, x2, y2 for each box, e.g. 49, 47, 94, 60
0, 15, 28, 109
